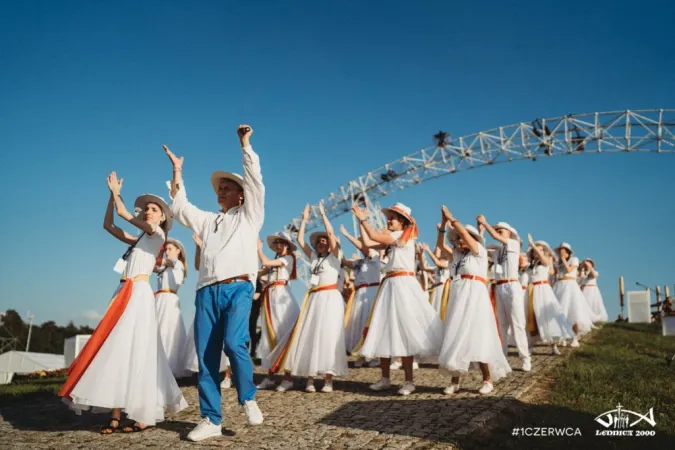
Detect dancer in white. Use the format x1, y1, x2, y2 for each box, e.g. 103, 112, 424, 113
423, 240, 451, 320
477, 216, 531, 372
579, 258, 608, 322
340, 224, 382, 367
352, 202, 443, 396
255, 232, 301, 391
154, 238, 188, 378
438, 206, 512, 396
268, 203, 348, 392
553, 242, 594, 343
59, 173, 187, 433
525, 235, 575, 355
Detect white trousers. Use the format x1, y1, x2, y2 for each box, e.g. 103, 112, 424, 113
496, 282, 530, 360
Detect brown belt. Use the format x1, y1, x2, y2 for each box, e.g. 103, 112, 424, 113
213, 275, 250, 286
494, 278, 519, 286
532, 280, 549, 286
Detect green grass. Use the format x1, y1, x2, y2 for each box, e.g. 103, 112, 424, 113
482, 322, 675, 449
0, 376, 65, 401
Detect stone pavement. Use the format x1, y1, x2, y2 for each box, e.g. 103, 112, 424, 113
0, 345, 572, 450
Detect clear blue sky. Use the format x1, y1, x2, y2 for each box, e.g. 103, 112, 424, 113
1, 1, 674, 328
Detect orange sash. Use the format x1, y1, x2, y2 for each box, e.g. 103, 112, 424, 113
59, 274, 148, 400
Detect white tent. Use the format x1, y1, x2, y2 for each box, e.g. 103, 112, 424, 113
0, 351, 65, 385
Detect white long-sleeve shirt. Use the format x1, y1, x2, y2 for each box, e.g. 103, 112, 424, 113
170, 144, 265, 290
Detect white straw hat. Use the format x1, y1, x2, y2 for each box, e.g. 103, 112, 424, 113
134, 194, 173, 232
266, 232, 297, 253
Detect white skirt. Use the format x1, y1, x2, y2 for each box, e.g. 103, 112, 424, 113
429, 283, 445, 317
279, 289, 349, 377
155, 292, 188, 378
553, 280, 594, 334
529, 284, 575, 342
360, 276, 443, 359
182, 319, 230, 373
259, 285, 301, 370
344, 285, 379, 353
65, 281, 187, 425
582, 286, 608, 322
438, 278, 512, 382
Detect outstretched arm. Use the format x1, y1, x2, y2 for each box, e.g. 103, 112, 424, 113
319, 202, 340, 258
424, 243, 449, 268
434, 222, 454, 261
297, 204, 313, 258
257, 239, 287, 268
442, 206, 479, 255
341, 225, 368, 258
417, 245, 435, 273
352, 204, 396, 245
476, 215, 509, 245
103, 192, 137, 245
238, 125, 265, 227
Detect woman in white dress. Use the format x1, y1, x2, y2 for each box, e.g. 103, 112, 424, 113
59, 172, 187, 434
525, 236, 575, 355
182, 234, 231, 388
268, 203, 348, 393
437, 206, 512, 396
154, 238, 188, 378
553, 242, 594, 342
255, 232, 301, 392
351, 202, 443, 396
423, 239, 452, 320
340, 224, 382, 367
579, 258, 608, 322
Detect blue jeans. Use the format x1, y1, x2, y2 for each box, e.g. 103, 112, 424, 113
195, 281, 256, 425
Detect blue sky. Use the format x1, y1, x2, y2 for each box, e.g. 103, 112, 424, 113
1, 1, 674, 329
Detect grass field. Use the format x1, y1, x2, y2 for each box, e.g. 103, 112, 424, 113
0, 376, 65, 402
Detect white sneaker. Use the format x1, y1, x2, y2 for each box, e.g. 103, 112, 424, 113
552, 345, 561, 355
242, 400, 263, 426
561, 340, 568, 347
368, 359, 381, 368
256, 377, 276, 390
187, 417, 222, 442
521, 358, 532, 372
412, 362, 419, 370
478, 381, 494, 395
220, 377, 232, 390
275, 379, 293, 392
570, 337, 580, 348
397, 382, 415, 396
305, 380, 316, 393
369, 377, 391, 391
390, 360, 402, 370
353, 360, 363, 368
443, 384, 460, 395
321, 381, 333, 393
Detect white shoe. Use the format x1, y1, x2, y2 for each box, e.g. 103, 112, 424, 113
561, 340, 568, 347
275, 379, 293, 392
305, 380, 316, 393
570, 337, 580, 348
242, 400, 263, 425
412, 362, 419, 370
353, 360, 363, 368
187, 417, 222, 442
368, 359, 380, 368
397, 382, 415, 396
390, 361, 402, 370
220, 377, 232, 390
552, 345, 561, 355
256, 377, 276, 390
478, 381, 494, 395
443, 384, 460, 395
369, 377, 392, 391
521, 358, 532, 372
321, 381, 333, 393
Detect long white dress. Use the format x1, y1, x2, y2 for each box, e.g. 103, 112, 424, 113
438, 245, 512, 382
553, 257, 594, 334
259, 255, 301, 370
155, 259, 188, 378
580, 271, 608, 322
274, 251, 349, 377
527, 264, 575, 342
63, 226, 187, 425
360, 232, 443, 359
344, 255, 382, 352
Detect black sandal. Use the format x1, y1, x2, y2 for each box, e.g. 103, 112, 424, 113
122, 422, 151, 433
100, 418, 121, 434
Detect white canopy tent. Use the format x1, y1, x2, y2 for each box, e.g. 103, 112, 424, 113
0, 351, 65, 385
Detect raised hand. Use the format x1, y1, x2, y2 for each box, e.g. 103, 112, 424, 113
302, 204, 311, 221
441, 205, 454, 223
237, 124, 253, 146
163, 145, 184, 170
352, 204, 368, 221
340, 224, 349, 236
192, 233, 203, 247
107, 172, 123, 195
318, 201, 326, 217
527, 233, 535, 247
476, 214, 487, 226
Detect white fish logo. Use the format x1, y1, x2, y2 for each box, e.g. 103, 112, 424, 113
595, 404, 656, 429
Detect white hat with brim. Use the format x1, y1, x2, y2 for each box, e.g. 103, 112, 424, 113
528, 240, 553, 255
310, 231, 330, 252
493, 222, 519, 239
166, 238, 185, 257
210, 171, 244, 194
134, 194, 173, 232
449, 224, 484, 246
555, 242, 573, 255
381, 202, 414, 225
266, 232, 297, 253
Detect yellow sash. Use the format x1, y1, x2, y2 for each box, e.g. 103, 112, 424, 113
438, 279, 452, 321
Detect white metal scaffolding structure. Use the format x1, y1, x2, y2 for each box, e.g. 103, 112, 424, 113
281, 109, 675, 285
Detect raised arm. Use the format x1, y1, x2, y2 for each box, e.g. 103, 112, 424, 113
476, 215, 509, 245
238, 125, 265, 227
442, 206, 479, 255
352, 204, 396, 245
319, 202, 340, 258
257, 238, 287, 268
340, 224, 368, 258
417, 244, 435, 273
106, 172, 157, 236
527, 234, 551, 266
424, 243, 449, 268
163, 145, 212, 234
297, 204, 313, 258
434, 222, 454, 261
103, 191, 137, 245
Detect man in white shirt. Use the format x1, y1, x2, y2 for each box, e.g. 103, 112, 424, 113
163, 125, 264, 441
477, 215, 531, 372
